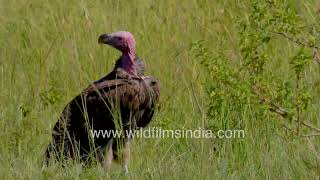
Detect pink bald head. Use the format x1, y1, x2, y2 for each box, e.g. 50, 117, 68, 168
98, 31, 136, 53
98, 31, 138, 75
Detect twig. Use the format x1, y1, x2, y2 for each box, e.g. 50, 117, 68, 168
271, 31, 320, 64
300, 133, 320, 138
280, 121, 320, 137
41, 36, 59, 65
190, 82, 207, 127
296, 75, 301, 135
281, 123, 297, 134
271, 31, 320, 50
300, 121, 320, 132
313, 50, 320, 64
251, 85, 288, 118
251, 85, 320, 133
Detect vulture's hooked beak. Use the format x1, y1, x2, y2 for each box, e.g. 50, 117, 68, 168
98, 34, 111, 44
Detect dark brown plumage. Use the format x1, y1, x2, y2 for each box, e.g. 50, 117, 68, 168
46, 31, 160, 172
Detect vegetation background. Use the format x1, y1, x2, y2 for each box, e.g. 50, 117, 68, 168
0, 0, 319, 179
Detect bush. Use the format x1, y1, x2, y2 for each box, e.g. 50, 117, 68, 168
192, 0, 320, 137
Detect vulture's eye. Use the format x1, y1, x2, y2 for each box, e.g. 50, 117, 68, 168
116, 37, 123, 41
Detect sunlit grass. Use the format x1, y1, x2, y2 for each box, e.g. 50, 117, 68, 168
0, 0, 319, 179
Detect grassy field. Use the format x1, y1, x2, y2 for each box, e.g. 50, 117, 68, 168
0, 0, 319, 179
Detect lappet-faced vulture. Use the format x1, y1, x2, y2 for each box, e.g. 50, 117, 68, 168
46, 31, 160, 173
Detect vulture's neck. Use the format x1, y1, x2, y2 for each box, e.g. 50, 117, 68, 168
119, 49, 137, 75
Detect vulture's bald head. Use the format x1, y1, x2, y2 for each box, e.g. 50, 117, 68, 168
98, 31, 136, 53
98, 31, 138, 75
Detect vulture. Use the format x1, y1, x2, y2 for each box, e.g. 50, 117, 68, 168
46, 31, 160, 173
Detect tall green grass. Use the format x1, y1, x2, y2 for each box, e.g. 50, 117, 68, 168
0, 0, 319, 179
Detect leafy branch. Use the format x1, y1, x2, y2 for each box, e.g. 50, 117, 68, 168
192, 0, 320, 137
271, 31, 320, 64
252, 84, 320, 134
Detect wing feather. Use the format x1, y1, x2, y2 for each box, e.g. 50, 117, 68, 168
47, 69, 159, 161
